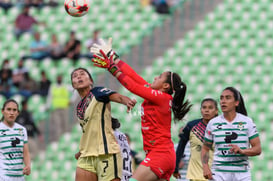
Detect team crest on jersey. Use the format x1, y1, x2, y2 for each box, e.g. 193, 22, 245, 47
18, 128, 23, 136
238, 122, 244, 130
79, 117, 89, 133
149, 140, 156, 145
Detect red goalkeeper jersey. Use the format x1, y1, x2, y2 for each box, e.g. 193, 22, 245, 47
117, 61, 174, 152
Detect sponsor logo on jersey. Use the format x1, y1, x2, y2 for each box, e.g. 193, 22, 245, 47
151, 90, 163, 96
216, 124, 222, 129
0, 130, 6, 135
144, 157, 151, 163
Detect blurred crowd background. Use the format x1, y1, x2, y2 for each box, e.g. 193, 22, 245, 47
0, 0, 272, 180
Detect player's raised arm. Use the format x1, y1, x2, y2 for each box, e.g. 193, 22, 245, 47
89, 37, 192, 181
90, 37, 147, 85
109, 93, 136, 113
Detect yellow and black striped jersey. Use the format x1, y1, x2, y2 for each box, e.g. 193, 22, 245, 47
77, 87, 120, 157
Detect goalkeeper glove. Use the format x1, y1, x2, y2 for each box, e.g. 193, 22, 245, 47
90, 37, 119, 60
92, 50, 121, 76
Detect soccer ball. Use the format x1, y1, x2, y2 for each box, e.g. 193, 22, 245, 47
64, 0, 90, 17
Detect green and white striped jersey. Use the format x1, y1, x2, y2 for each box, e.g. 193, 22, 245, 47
204, 113, 259, 173
0, 122, 28, 178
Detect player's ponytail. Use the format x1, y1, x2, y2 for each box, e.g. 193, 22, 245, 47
167, 72, 192, 121
223, 87, 248, 116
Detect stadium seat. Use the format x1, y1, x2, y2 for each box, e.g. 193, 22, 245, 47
0, 95, 6, 107
2, 0, 270, 180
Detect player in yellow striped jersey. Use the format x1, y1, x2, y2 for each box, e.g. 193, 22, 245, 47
71, 67, 136, 181
174, 98, 218, 181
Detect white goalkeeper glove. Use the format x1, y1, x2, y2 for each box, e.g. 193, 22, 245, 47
90, 37, 119, 61
90, 37, 113, 57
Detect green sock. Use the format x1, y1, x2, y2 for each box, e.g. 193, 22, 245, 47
129, 178, 138, 181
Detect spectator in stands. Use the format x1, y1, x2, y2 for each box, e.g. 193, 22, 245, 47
0, 0, 13, 14
16, 99, 44, 160
46, 74, 72, 142
26, 0, 45, 9
168, 0, 183, 7
0, 59, 15, 98
85, 29, 100, 51
49, 33, 65, 60
18, 72, 38, 98
47, 0, 58, 7
0, 59, 12, 80
64, 31, 81, 63
82, 29, 100, 58
140, 0, 150, 7
38, 70, 51, 97
14, 5, 44, 40
0, 69, 16, 99
12, 58, 29, 88
151, 0, 170, 14
23, 32, 49, 61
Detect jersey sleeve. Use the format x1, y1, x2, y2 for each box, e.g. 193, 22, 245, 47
118, 73, 170, 105
248, 119, 259, 140
204, 120, 213, 143
175, 122, 191, 172
92, 87, 116, 103
117, 60, 147, 85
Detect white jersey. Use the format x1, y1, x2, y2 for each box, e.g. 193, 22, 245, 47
204, 113, 259, 173
114, 130, 132, 181
0, 122, 28, 179
174, 142, 190, 181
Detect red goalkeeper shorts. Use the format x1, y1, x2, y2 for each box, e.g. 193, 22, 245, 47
141, 149, 176, 180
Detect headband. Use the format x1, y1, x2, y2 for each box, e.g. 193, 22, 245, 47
171, 72, 175, 93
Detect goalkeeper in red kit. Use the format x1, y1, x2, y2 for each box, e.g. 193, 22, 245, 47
90, 38, 192, 181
